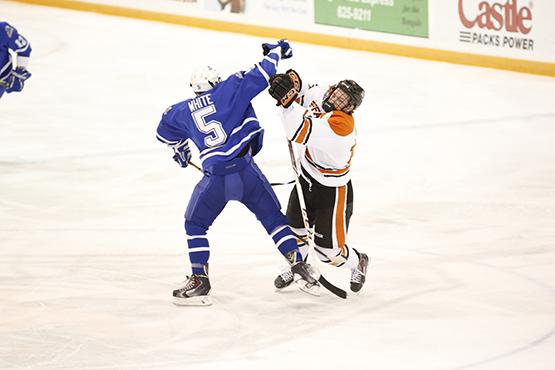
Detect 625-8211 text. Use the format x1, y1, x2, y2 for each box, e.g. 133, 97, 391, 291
337, 6, 372, 22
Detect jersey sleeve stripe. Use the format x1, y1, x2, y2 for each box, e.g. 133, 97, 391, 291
263, 55, 278, 67
292, 117, 312, 144
14, 42, 30, 54
255, 63, 271, 83
156, 133, 180, 145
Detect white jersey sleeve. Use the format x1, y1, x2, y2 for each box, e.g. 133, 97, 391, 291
280, 85, 357, 187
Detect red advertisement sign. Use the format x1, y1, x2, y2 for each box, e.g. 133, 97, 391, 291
457, 0, 535, 51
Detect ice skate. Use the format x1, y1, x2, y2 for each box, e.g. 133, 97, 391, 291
274, 267, 294, 289
173, 274, 212, 306
283, 250, 320, 296
350, 253, 369, 293
291, 261, 320, 296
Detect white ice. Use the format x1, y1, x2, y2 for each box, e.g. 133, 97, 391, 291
1, 2, 555, 370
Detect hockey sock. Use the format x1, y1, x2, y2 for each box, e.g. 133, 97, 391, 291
315, 244, 360, 270
270, 225, 298, 258
185, 221, 210, 275
341, 245, 360, 270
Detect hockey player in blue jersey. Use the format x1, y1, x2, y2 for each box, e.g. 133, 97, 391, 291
0, 22, 32, 99
156, 40, 319, 306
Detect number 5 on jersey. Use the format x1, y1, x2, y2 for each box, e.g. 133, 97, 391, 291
192, 105, 227, 148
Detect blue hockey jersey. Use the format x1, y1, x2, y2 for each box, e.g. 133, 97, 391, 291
0, 22, 31, 81
156, 50, 283, 169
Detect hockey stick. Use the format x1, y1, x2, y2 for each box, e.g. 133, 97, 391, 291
188, 160, 203, 173
188, 160, 294, 186
287, 141, 347, 299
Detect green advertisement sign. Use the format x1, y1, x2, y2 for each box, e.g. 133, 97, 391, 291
314, 0, 429, 38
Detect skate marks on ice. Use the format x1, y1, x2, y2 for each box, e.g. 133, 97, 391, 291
1, 249, 554, 369
0, 252, 367, 369
363, 241, 555, 370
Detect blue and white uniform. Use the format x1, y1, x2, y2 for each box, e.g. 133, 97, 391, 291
156, 48, 300, 275
0, 22, 31, 97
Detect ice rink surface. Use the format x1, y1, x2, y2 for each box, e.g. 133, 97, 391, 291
1, 2, 555, 369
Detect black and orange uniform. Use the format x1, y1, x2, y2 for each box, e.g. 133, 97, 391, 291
279, 84, 360, 269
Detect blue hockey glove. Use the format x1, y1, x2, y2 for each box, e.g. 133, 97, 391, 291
13, 67, 32, 81
262, 39, 293, 59
172, 140, 192, 168
6, 67, 32, 93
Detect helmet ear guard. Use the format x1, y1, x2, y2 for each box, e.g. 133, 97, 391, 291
322, 79, 365, 114
190, 66, 221, 94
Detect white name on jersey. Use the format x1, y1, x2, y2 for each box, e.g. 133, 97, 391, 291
188, 94, 214, 112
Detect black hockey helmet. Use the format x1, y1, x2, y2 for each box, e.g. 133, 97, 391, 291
322, 79, 365, 114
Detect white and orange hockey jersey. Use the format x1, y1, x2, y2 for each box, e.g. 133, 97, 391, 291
280, 84, 356, 187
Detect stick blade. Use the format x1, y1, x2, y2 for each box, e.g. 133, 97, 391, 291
319, 275, 347, 299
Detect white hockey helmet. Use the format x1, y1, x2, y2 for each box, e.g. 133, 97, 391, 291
189, 65, 221, 94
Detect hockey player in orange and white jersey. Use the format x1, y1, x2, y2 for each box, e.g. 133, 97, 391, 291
268, 69, 369, 294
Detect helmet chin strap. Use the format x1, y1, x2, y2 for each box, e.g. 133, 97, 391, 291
322, 100, 334, 112
322, 85, 336, 112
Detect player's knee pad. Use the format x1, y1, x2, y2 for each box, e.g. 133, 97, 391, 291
184, 220, 207, 236
259, 211, 289, 235
314, 244, 348, 267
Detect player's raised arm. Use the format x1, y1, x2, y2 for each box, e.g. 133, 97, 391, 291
230, 39, 293, 103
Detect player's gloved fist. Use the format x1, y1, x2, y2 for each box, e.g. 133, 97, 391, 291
278, 39, 293, 59
172, 140, 192, 168
6, 67, 31, 93
268, 69, 302, 108
262, 39, 293, 59
13, 67, 32, 81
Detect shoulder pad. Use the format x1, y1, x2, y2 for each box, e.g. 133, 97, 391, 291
326, 111, 354, 136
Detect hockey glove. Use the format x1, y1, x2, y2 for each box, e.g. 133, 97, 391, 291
268, 69, 302, 108
262, 39, 293, 59
172, 140, 192, 168
6, 67, 32, 93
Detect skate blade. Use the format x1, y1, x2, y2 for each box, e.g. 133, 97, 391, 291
173, 295, 212, 306
274, 279, 295, 290
296, 279, 321, 296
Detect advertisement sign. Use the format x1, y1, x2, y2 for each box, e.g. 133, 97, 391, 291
246, 0, 311, 20
314, 0, 429, 38
457, 0, 535, 52
204, 0, 245, 13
